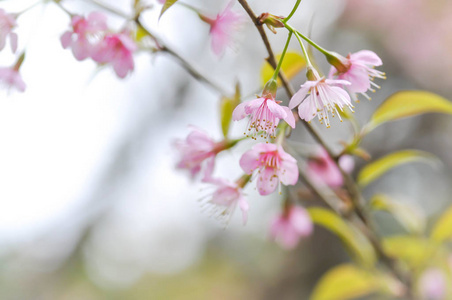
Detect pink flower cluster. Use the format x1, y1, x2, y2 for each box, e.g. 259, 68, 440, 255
61, 12, 136, 78
175, 127, 251, 224
289, 51, 384, 127
174, 128, 301, 228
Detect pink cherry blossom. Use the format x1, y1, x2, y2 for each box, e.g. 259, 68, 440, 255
0, 67, 26, 92
157, 0, 166, 3
240, 143, 298, 195
175, 127, 228, 179
202, 3, 243, 56
91, 31, 137, 78
202, 176, 249, 224
289, 75, 353, 128
232, 96, 295, 139
329, 50, 385, 101
270, 206, 313, 249
419, 269, 446, 300
306, 148, 354, 188
0, 9, 18, 53
60, 12, 108, 61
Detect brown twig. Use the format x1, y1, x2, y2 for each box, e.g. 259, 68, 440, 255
135, 19, 230, 96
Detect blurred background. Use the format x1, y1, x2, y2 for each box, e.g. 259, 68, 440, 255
0, 0, 451, 299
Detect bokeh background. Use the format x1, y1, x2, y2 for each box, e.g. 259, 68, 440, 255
0, 0, 451, 299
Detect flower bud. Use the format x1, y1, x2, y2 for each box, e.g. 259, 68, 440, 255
257, 13, 285, 34
262, 78, 278, 99
305, 66, 321, 81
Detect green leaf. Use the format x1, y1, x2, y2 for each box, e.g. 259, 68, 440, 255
382, 236, 432, 268
135, 25, 148, 42
357, 150, 439, 187
260, 51, 306, 87
363, 90, 452, 134
310, 264, 377, 300
219, 83, 241, 138
370, 194, 426, 234
431, 205, 452, 243
307, 208, 376, 267
159, 0, 178, 19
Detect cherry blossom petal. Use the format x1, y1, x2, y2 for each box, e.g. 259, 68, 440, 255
257, 167, 278, 195
232, 102, 247, 121
279, 158, 299, 186
351, 50, 382, 66
266, 99, 288, 119
282, 106, 296, 128
239, 148, 261, 174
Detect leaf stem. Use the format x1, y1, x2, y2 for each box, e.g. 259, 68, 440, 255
271, 32, 293, 81
295, 28, 330, 56
283, 0, 302, 24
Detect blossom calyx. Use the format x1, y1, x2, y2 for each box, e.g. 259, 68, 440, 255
13, 52, 25, 71
325, 52, 350, 73
236, 174, 252, 189
305, 66, 320, 81
212, 138, 240, 154
262, 79, 277, 99
257, 13, 285, 34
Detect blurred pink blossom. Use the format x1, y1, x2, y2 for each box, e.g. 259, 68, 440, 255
0, 9, 18, 53
240, 143, 298, 196
270, 206, 313, 249
60, 12, 108, 61
289, 73, 352, 127
0, 66, 26, 92
419, 269, 446, 300
91, 31, 137, 78
203, 176, 249, 224
307, 148, 354, 188
175, 127, 226, 180
201, 3, 243, 56
329, 50, 385, 101
232, 95, 295, 139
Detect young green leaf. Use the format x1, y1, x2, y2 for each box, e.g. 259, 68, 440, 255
431, 205, 452, 243
219, 83, 241, 138
260, 51, 306, 87
362, 91, 452, 134
310, 264, 377, 300
357, 150, 439, 187
160, 0, 178, 19
370, 194, 426, 234
307, 208, 376, 267
382, 236, 432, 268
